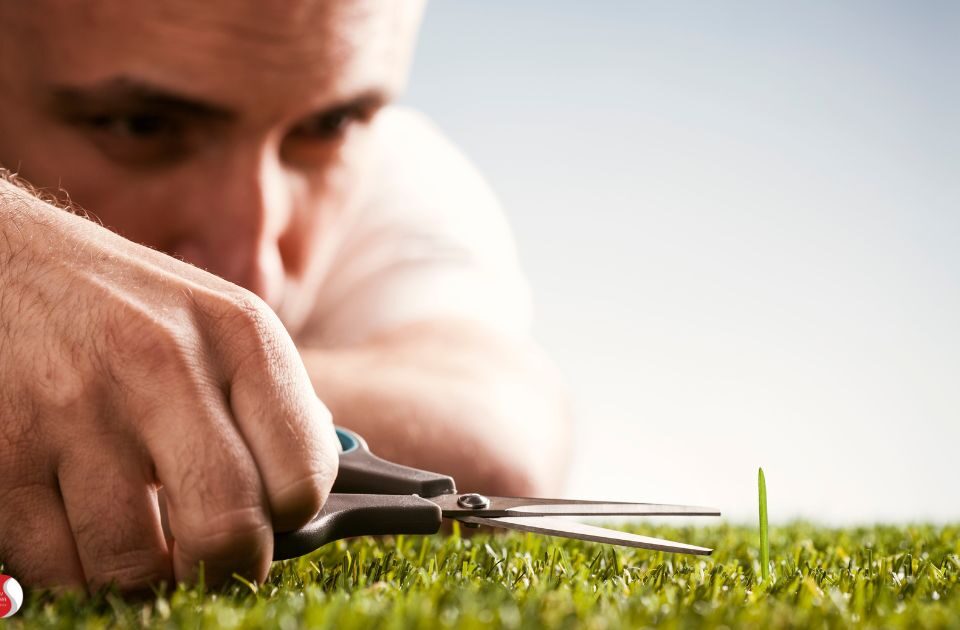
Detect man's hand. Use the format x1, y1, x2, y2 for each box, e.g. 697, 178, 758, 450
0, 179, 339, 592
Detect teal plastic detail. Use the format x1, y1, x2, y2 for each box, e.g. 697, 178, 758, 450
336, 428, 359, 453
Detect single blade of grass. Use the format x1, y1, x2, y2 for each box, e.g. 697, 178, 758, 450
759, 467, 770, 583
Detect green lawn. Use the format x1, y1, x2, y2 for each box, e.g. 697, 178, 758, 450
6, 522, 959, 629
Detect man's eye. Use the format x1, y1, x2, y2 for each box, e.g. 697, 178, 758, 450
288, 108, 366, 142
90, 113, 186, 141
77, 113, 190, 166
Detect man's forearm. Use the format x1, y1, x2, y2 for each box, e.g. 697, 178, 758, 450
299, 320, 571, 497
0, 173, 36, 264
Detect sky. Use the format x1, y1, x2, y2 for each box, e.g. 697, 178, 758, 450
402, 1, 959, 524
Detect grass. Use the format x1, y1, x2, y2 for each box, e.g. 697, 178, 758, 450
759, 467, 770, 583
4, 522, 959, 629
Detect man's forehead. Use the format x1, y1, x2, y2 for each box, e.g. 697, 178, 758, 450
7, 0, 422, 114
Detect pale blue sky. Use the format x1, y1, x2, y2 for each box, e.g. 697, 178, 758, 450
403, 2, 959, 523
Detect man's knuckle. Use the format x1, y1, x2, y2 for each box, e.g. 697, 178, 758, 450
71, 507, 123, 562
276, 468, 332, 517
223, 291, 271, 335
177, 505, 270, 561
87, 549, 170, 591
314, 398, 333, 425
219, 292, 289, 373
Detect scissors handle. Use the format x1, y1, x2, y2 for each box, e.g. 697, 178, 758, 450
273, 493, 442, 560
333, 428, 456, 497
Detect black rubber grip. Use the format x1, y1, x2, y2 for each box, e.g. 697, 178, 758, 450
273, 494, 443, 560
334, 443, 456, 497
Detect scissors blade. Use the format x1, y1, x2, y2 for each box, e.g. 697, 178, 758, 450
457, 515, 713, 555
431, 494, 720, 518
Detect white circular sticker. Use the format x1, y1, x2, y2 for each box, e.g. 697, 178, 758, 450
0, 574, 23, 618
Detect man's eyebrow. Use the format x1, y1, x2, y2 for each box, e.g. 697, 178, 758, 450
46, 77, 236, 123
309, 88, 391, 117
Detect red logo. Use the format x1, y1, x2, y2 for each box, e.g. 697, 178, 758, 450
0, 574, 23, 618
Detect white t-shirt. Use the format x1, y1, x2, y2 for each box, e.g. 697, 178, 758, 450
294, 106, 533, 348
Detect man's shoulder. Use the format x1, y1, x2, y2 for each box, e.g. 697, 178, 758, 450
361, 106, 501, 225
296, 106, 531, 346
369, 105, 462, 167
370, 105, 438, 146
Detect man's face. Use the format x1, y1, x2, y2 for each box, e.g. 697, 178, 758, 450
0, 1, 422, 322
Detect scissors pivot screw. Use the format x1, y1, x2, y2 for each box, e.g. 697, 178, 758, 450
457, 493, 491, 509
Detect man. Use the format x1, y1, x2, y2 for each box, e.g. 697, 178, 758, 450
0, 1, 570, 593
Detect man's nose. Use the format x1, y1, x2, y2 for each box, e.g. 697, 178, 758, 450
171, 149, 298, 304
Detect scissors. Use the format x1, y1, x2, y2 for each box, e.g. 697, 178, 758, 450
272, 428, 720, 560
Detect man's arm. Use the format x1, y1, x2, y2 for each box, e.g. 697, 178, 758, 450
294, 108, 572, 496
302, 318, 571, 496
